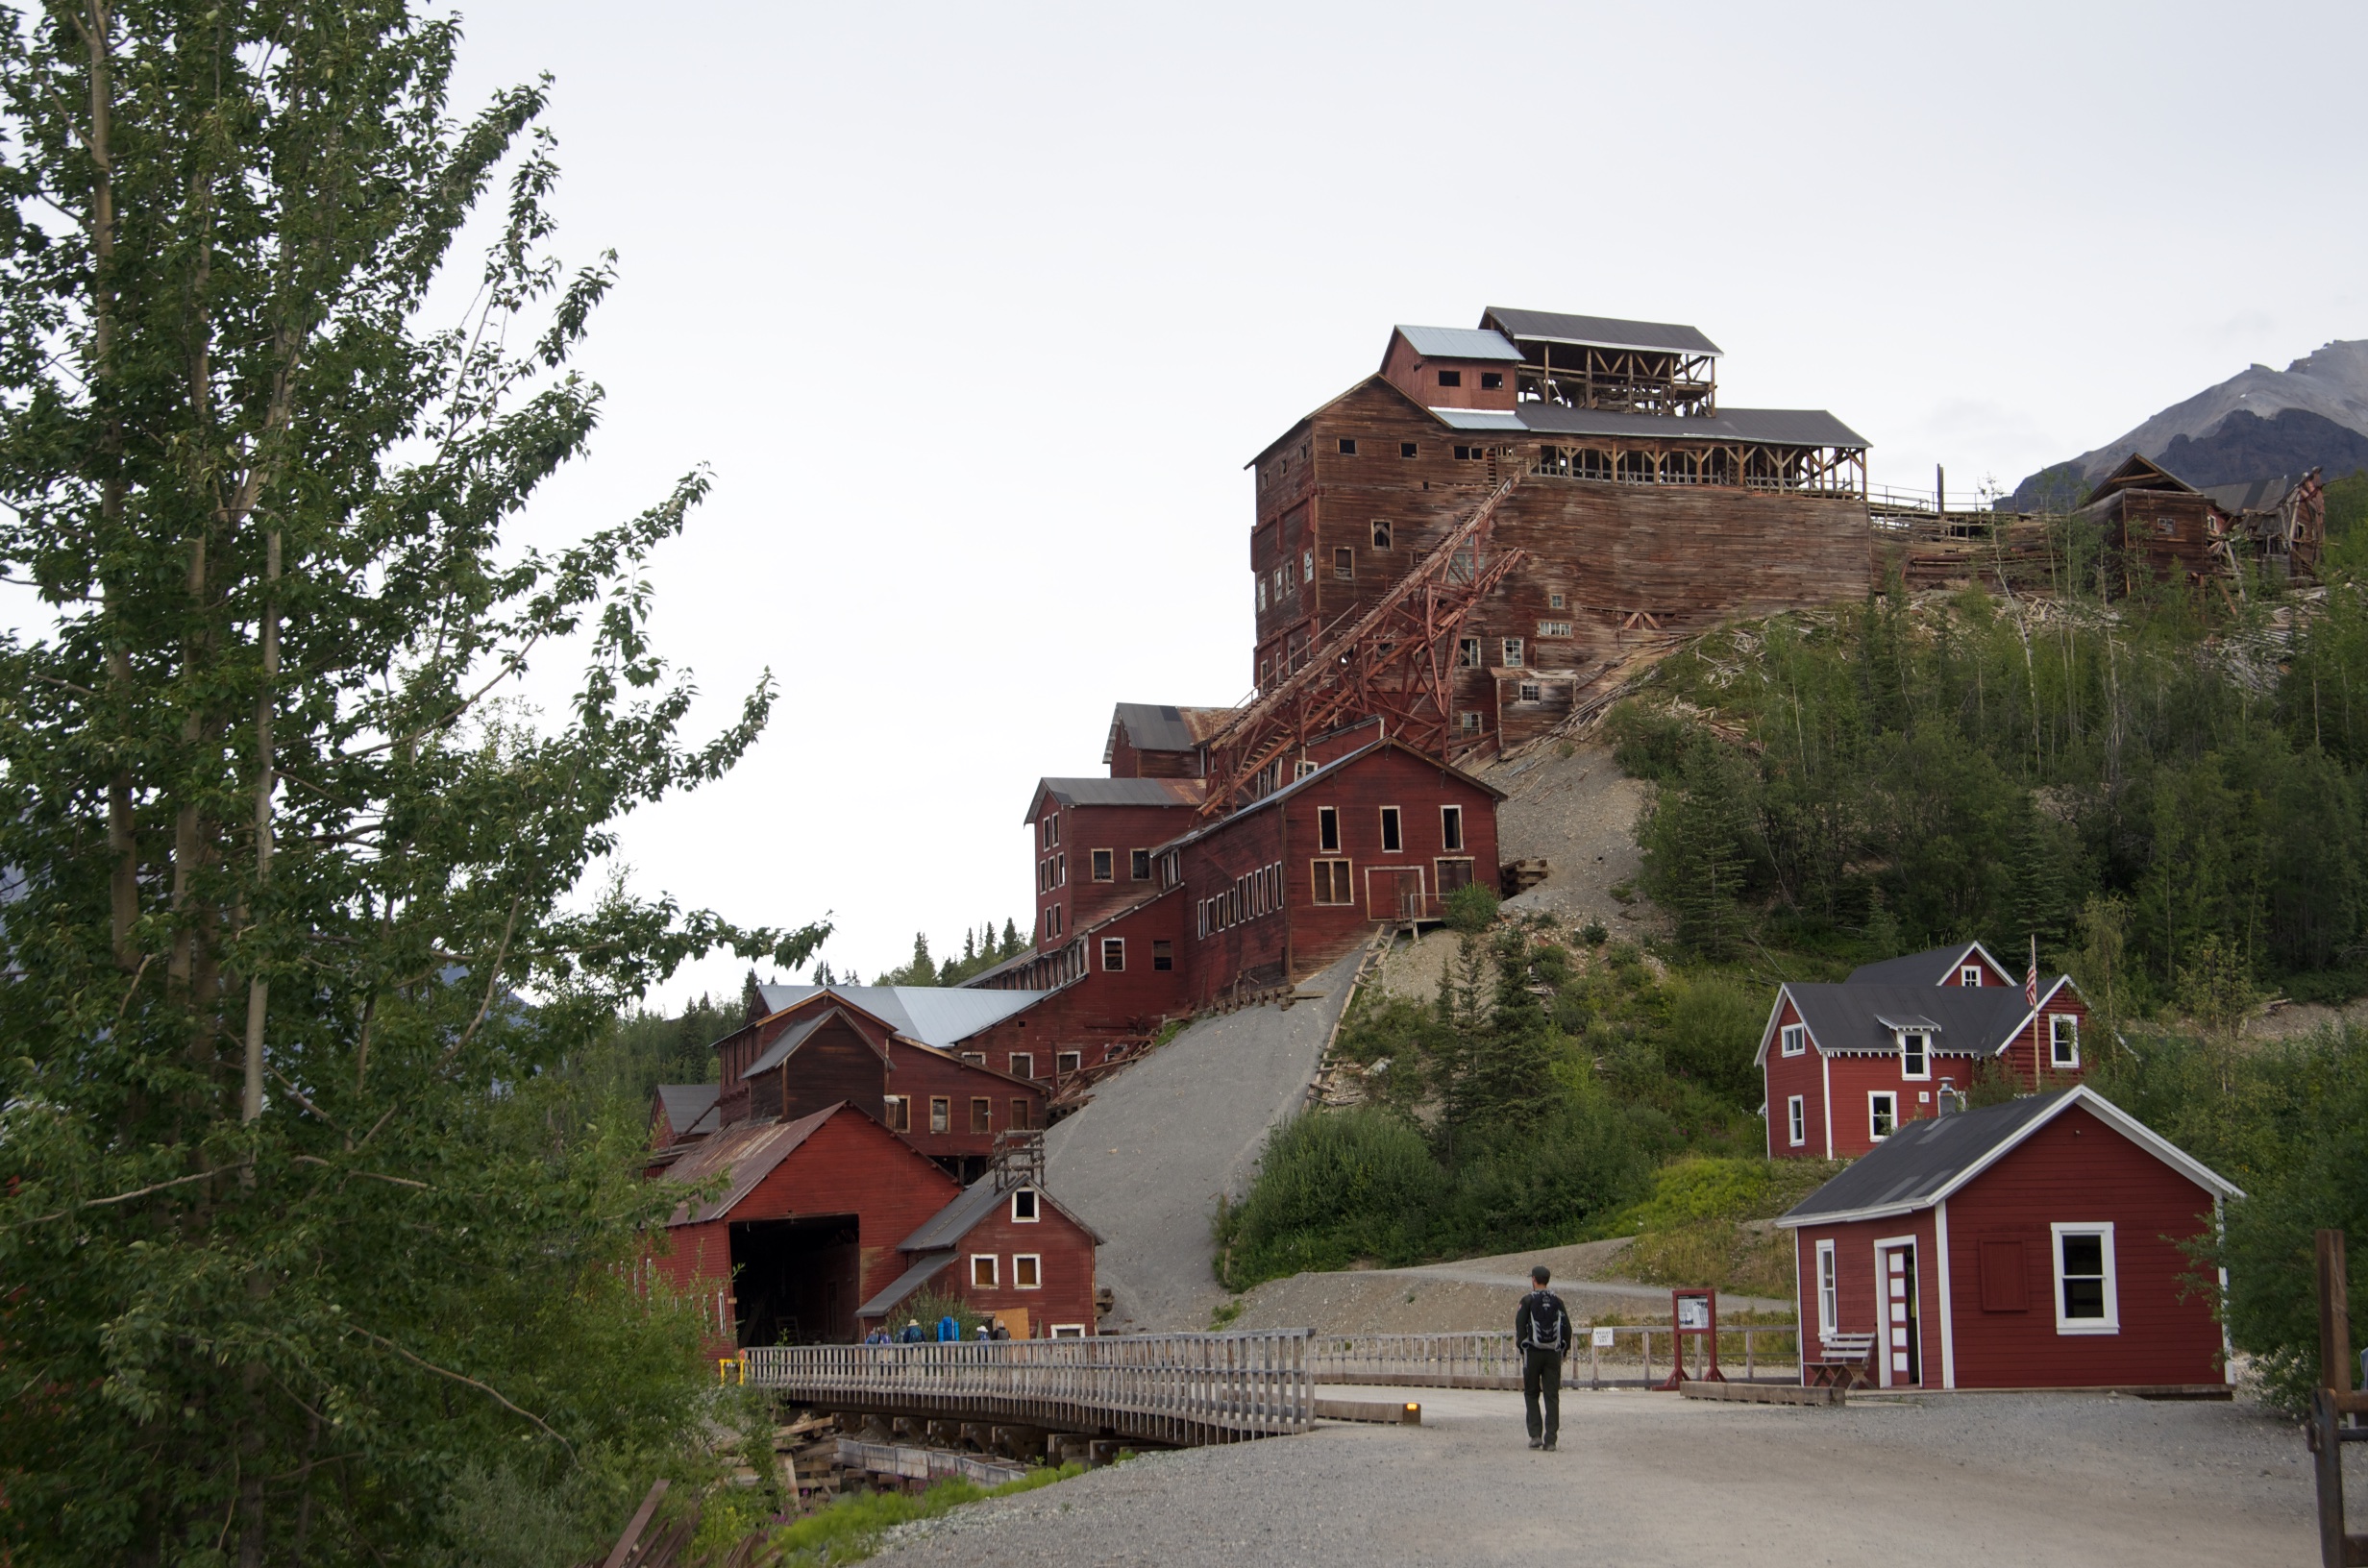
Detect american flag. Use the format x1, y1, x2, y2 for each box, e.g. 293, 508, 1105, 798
2025, 937, 2038, 1007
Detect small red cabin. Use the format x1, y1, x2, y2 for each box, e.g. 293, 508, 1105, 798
1759, 942, 2090, 1160
856, 1176, 1103, 1340
1776, 1087, 2240, 1391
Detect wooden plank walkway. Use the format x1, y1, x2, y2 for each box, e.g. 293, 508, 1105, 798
741, 1332, 1313, 1447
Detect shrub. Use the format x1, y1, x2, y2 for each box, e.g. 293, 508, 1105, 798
1580, 919, 1609, 946
1444, 881, 1501, 932
1220, 1110, 1437, 1284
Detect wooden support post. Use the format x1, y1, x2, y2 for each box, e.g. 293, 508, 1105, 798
2322, 1229, 2353, 1396
2314, 1229, 2368, 1568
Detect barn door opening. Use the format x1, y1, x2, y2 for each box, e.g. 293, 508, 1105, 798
1879, 1242, 1920, 1386
728, 1214, 860, 1347
1366, 866, 1425, 921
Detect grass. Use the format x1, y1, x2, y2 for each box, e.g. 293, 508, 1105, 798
765, 1463, 1089, 1566
1595, 1156, 1843, 1298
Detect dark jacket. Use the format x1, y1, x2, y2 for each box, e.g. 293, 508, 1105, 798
1516, 1288, 1570, 1355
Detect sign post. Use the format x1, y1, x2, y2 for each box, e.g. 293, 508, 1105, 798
1659, 1287, 1724, 1389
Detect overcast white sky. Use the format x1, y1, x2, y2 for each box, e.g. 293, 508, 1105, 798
436, 0, 2367, 1005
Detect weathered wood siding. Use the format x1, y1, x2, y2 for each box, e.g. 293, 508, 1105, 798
936, 1189, 1100, 1337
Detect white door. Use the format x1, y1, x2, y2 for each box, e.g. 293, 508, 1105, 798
1879, 1243, 1921, 1387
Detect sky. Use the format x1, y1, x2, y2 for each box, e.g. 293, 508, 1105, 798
429, 0, 2368, 1006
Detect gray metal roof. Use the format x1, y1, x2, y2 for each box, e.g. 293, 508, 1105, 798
1779, 982, 2035, 1060
1482, 306, 1724, 357
2202, 475, 2293, 512
654, 1083, 718, 1131
856, 1250, 956, 1319
1032, 776, 1205, 817
1108, 702, 1232, 754
1847, 943, 1988, 987
899, 1174, 1106, 1253
1430, 408, 1528, 431
752, 984, 1049, 1049
1394, 325, 1524, 362
740, 1012, 832, 1080
1516, 404, 1868, 449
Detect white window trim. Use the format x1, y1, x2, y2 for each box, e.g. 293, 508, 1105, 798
1011, 1188, 1040, 1223
1961, 966, 1984, 986
1379, 805, 1403, 854
1009, 1052, 1033, 1079
1013, 1253, 1044, 1289
1868, 1090, 1896, 1141
970, 1253, 999, 1288
1318, 805, 1341, 853
1788, 1094, 1806, 1147
2051, 1221, 2120, 1335
1899, 1031, 1932, 1081
1502, 637, 1524, 667
1814, 1239, 1838, 1340
1101, 937, 1124, 972
1049, 1324, 1087, 1338
1090, 848, 1114, 883
1780, 1022, 1807, 1058
929, 1096, 950, 1135
2049, 1013, 2081, 1069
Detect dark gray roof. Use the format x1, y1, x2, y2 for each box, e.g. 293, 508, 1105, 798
1109, 702, 1231, 754
856, 1250, 955, 1319
1032, 776, 1205, 817
899, 1175, 1106, 1253
1781, 1093, 2072, 1222
2202, 475, 2293, 512
1847, 943, 1986, 987
654, 1083, 719, 1132
1516, 404, 1867, 449
1394, 325, 1524, 362
740, 1012, 832, 1080
1779, 982, 2036, 1060
1482, 306, 1723, 358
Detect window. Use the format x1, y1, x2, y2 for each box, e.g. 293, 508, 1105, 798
1379, 807, 1402, 852
1900, 1032, 1930, 1080
1303, 549, 1315, 585
1318, 805, 1340, 852
971, 1096, 991, 1134
1480, 371, 1503, 390
1101, 937, 1124, 971
1502, 637, 1524, 667
1014, 1254, 1043, 1289
1457, 638, 1483, 669
1436, 858, 1474, 894
1338, 437, 1357, 454
1009, 1052, 1033, 1079
1780, 1023, 1807, 1057
1815, 1240, 1838, 1338
1979, 1239, 2029, 1311
2050, 1014, 2080, 1068
1549, 592, 1566, 609
960, 1051, 985, 1066
1517, 682, 1542, 703
1371, 519, 1393, 549
1399, 442, 1418, 458
1056, 1049, 1082, 1075
1256, 577, 1267, 613
1056, 854, 1065, 886
1259, 654, 1272, 687
1536, 620, 1573, 639
1788, 1095, 1806, 1147
1312, 859, 1353, 904
1961, 965, 1984, 986
1042, 814, 1059, 847
1091, 848, 1113, 882
1459, 712, 1483, 734
972, 1255, 999, 1288
883, 1095, 910, 1132
1012, 1188, 1040, 1222
1153, 940, 1173, 970
1452, 444, 1488, 461
1334, 546, 1354, 580
1049, 1324, 1087, 1338
1130, 848, 1151, 881
929, 1096, 950, 1135
2052, 1224, 2119, 1334
1441, 805, 1464, 851
1868, 1092, 1896, 1140
1010, 1096, 1031, 1129
1437, 369, 1462, 388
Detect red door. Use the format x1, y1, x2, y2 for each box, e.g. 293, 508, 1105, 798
1366, 867, 1424, 920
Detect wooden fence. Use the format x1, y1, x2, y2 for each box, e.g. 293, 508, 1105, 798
1308, 1326, 1802, 1389
741, 1332, 1312, 1447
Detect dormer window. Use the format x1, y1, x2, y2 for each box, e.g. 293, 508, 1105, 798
1960, 965, 1983, 986
1900, 1031, 1931, 1080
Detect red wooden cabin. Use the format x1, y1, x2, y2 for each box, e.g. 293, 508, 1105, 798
1103, 702, 1229, 779
1758, 943, 2090, 1160
1776, 1087, 2239, 1391
1024, 776, 1205, 949
857, 1176, 1103, 1340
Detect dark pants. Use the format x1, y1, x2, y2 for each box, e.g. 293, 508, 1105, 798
1522, 1349, 1562, 1444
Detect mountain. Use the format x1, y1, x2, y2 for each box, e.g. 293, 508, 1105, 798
2008, 339, 2368, 509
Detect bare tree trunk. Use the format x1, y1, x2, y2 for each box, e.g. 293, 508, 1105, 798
243, 528, 277, 1122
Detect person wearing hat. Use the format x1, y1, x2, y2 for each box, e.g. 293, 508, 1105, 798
1515, 1264, 1571, 1450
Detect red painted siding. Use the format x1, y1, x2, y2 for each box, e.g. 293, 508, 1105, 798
1790, 1209, 1944, 1388
1028, 797, 1199, 948
926, 1192, 1100, 1338
1760, 995, 1829, 1159
1179, 805, 1291, 1006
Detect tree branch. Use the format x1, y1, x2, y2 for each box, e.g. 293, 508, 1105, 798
12, 1162, 247, 1225
348, 1328, 575, 1461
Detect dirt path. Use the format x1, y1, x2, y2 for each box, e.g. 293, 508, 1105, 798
873, 1386, 2325, 1567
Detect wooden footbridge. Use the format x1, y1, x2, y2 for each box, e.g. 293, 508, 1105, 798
740, 1330, 1313, 1448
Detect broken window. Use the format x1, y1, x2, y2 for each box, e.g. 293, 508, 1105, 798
1013, 1188, 1040, 1222
1536, 620, 1572, 639
1303, 549, 1314, 584
1481, 371, 1503, 391
1256, 577, 1268, 613
1457, 638, 1483, 669
1101, 937, 1124, 971
1502, 637, 1524, 667
1311, 859, 1352, 905
972, 1254, 998, 1288
1056, 1050, 1082, 1075
884, 1095, 910, 1132
1460, 712, 1483, 734
1258, 654, 1272, 688
1090, 848, 1113, 882
1013, 1254, 1043, 1288
1131, 848, 1151, 880
1152, 939, 1173, 971
1441, 805, 1464, 851
929, 1096, 950, 1135
1400, 442, 1418, 459
1371, 519, 1393, 549
1334, 546, 1353, 580
1318, 805, 1340, 851
1379, 807, 1402, 852
1437, 369, 1462, 388
1452, 445, 1489, 461
1009, 1052, 1034, 1079
1043, 813, 1059, 847
1338, 436, 1357, 454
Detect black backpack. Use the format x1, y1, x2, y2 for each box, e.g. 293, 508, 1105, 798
1522, 1290, 1569, 1353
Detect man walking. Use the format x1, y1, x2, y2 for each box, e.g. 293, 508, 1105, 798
1516, 1264, 1570, 1451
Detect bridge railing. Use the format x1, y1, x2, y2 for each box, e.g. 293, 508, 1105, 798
1309, 1325, 1803, 1389
741, 1331, 1312, 1446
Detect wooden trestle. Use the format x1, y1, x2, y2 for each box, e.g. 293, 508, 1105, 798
740, 1331, 1314, 1448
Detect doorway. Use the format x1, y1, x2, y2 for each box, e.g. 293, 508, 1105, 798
1878, 1240, 1920, 1386
1366, 866, 1425, 920
728, 1214, 860, 1346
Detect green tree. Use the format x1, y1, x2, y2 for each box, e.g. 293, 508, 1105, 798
1639, 733, 1755, 958
0, 7, 823, 1561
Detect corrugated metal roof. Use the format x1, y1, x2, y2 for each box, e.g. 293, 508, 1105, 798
1516, 404, 1869, 449
1109, 702, 1233, 754
1394, 325, 1523, 362
740, 1012, 831, 1080
1782, 982, 2032, 1059
1847, 943, 1986, 987
655, 1107, 837, 1226
856, 1250, 956, 1319
752, 984, 1049, 1050
1483, 306, 1723, 357
1033, 776, 1205, 816
1429, 408, 1527, 431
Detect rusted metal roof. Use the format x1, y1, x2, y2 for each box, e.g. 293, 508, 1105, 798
1394, 325, 1523, 362
1482, 306, 1723, 357
656, 1105, 839, 1226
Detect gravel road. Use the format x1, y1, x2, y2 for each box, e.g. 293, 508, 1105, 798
871, 1385, 2327, 1567
1043, 951, 1360, 1333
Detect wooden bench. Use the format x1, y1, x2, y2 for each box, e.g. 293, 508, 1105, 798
1805, 1333, 1876, 1390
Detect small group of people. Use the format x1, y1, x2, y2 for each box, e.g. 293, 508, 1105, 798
862, 1314, 1014, 1345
